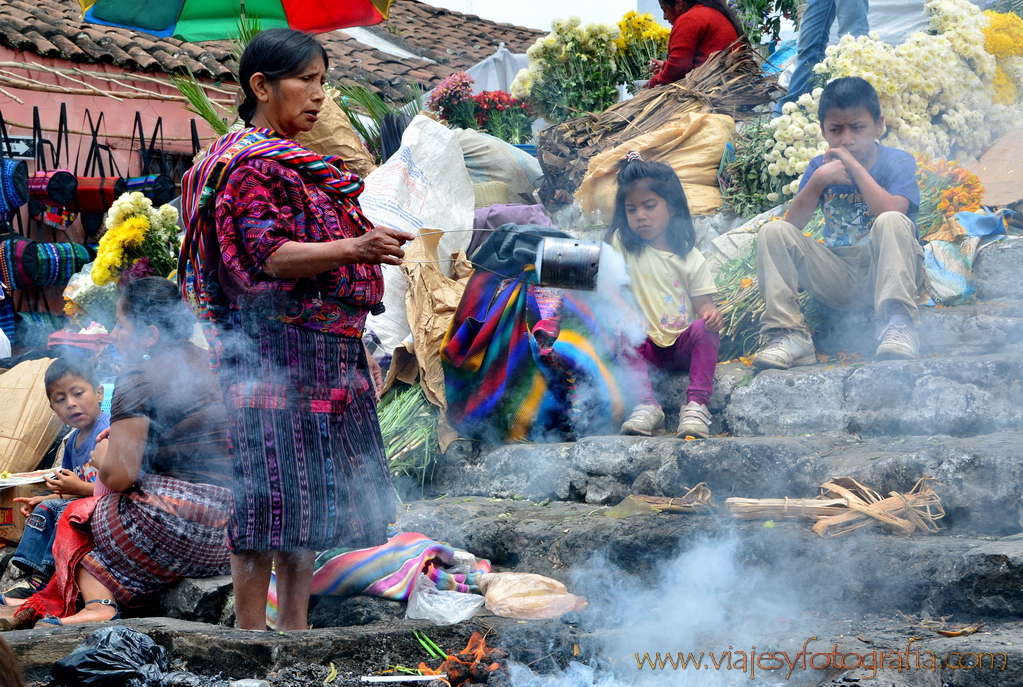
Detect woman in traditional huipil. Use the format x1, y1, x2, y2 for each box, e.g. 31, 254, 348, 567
180, 28, 411, 631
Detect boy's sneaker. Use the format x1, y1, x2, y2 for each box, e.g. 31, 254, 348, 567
621, 404, 665, 436
875, 322, 919, 360
677, 402, 711, 439
752, 329, 816, 369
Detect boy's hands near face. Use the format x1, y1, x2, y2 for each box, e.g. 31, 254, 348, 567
815, 156, 854, 186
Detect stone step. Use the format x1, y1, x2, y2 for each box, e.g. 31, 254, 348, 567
432, 432, 1023, 534
723, 353, 1023, 438
809, 300, 1023, 358
395, 498, 1023, 622
653, 350, 1023, 439
14, 607, 1023, 687
975, 237, 1023, 301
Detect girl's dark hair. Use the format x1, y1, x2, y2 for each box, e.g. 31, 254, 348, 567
660, 0, 747, 43
119, 277, 196, 345
610, 158, 696, 258
238, 28, 329, 125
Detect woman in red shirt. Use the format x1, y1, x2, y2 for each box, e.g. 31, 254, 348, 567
647, 0, 745, 87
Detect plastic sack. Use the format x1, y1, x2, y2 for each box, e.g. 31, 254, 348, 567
575, 112, 734, 221
63, 262, 118, 331
405, 572, 484, 625
51, 626, 167, 687
923, 237, 980, 306
479, 572, 589, 620
455, 128, 543, 204
362, 116, 474, 356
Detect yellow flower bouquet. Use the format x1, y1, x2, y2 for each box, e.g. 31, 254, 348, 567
92, 192, 180, 287
615, 11, 669, 87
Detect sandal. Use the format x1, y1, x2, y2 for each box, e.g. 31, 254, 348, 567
82, 598, 121, 621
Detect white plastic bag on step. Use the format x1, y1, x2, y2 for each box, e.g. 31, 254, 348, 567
361, 116, 474, 356
405, 572, 484, 626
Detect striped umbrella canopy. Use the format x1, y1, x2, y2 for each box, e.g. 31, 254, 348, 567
79, 0, 394, 42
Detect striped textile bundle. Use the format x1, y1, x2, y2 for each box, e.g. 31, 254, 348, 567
0, 282, 13, 343
0, 159, 28, 215
16, 311, 64, 349
0, 236, 38, 290
28, 170, 77, 208
265, 531, 492, 626
442, 267, 631, 442
126, 174, 175, 207
34, 242, 92, 287
0, 238, 92, 289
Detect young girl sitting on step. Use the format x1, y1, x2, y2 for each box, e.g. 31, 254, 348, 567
606, 152, 722, 438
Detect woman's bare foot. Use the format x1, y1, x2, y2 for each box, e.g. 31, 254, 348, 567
0, 596, 26, 607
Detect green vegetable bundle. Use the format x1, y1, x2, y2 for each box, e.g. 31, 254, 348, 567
377, 384, 440, 489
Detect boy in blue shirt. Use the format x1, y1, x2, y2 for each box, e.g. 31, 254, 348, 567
753, 76, 924, 369
3, 358, 109, 599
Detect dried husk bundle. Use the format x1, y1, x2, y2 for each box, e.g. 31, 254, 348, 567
724, 476, 944, 537
535, 45, 778, 205
605, 483, 715, 517
812, 476, 944, 537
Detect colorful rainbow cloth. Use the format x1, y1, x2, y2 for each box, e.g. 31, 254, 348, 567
266, 532, 492, 626
442, 266, 632, 442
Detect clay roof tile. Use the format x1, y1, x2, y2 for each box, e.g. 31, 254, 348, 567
0, 0, 544, 99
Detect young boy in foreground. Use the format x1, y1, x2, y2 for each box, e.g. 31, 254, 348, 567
753, 76, 924, 369
3, 358, 109, 599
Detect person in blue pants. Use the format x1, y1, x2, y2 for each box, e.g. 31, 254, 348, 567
774, 0, 870, 115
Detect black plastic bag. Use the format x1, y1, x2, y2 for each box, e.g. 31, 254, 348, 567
50, 626, 167, 687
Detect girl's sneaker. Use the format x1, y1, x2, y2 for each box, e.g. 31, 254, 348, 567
621, 404, 665, 436
677, 402, 712, 438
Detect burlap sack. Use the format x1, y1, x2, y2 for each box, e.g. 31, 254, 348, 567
575, 112, 734, 221
0, 358, 62, 474
295, 97, 377, 179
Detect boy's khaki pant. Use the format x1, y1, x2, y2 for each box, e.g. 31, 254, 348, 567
757, 211, 925, 334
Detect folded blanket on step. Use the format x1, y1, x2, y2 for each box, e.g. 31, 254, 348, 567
266, 531, 491, 626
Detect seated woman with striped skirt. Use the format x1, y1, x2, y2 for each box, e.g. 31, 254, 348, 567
2, 277, 233, 628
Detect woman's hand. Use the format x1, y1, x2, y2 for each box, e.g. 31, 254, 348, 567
365, 345, 385, 399
90, 437, 109, 470
13, 494, 55, 518
346, 227, 417, 266
43, 469, 90, 497
648, 59, 665, 76
264, 227, 417, 278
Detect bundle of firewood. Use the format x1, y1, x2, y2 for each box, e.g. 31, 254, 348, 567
725, 476, 945, 537
535, 45, 778, 205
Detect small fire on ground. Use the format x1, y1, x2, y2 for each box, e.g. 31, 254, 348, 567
419, 632, 509, 687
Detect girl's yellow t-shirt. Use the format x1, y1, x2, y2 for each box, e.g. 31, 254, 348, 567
611, 233, 717, 348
